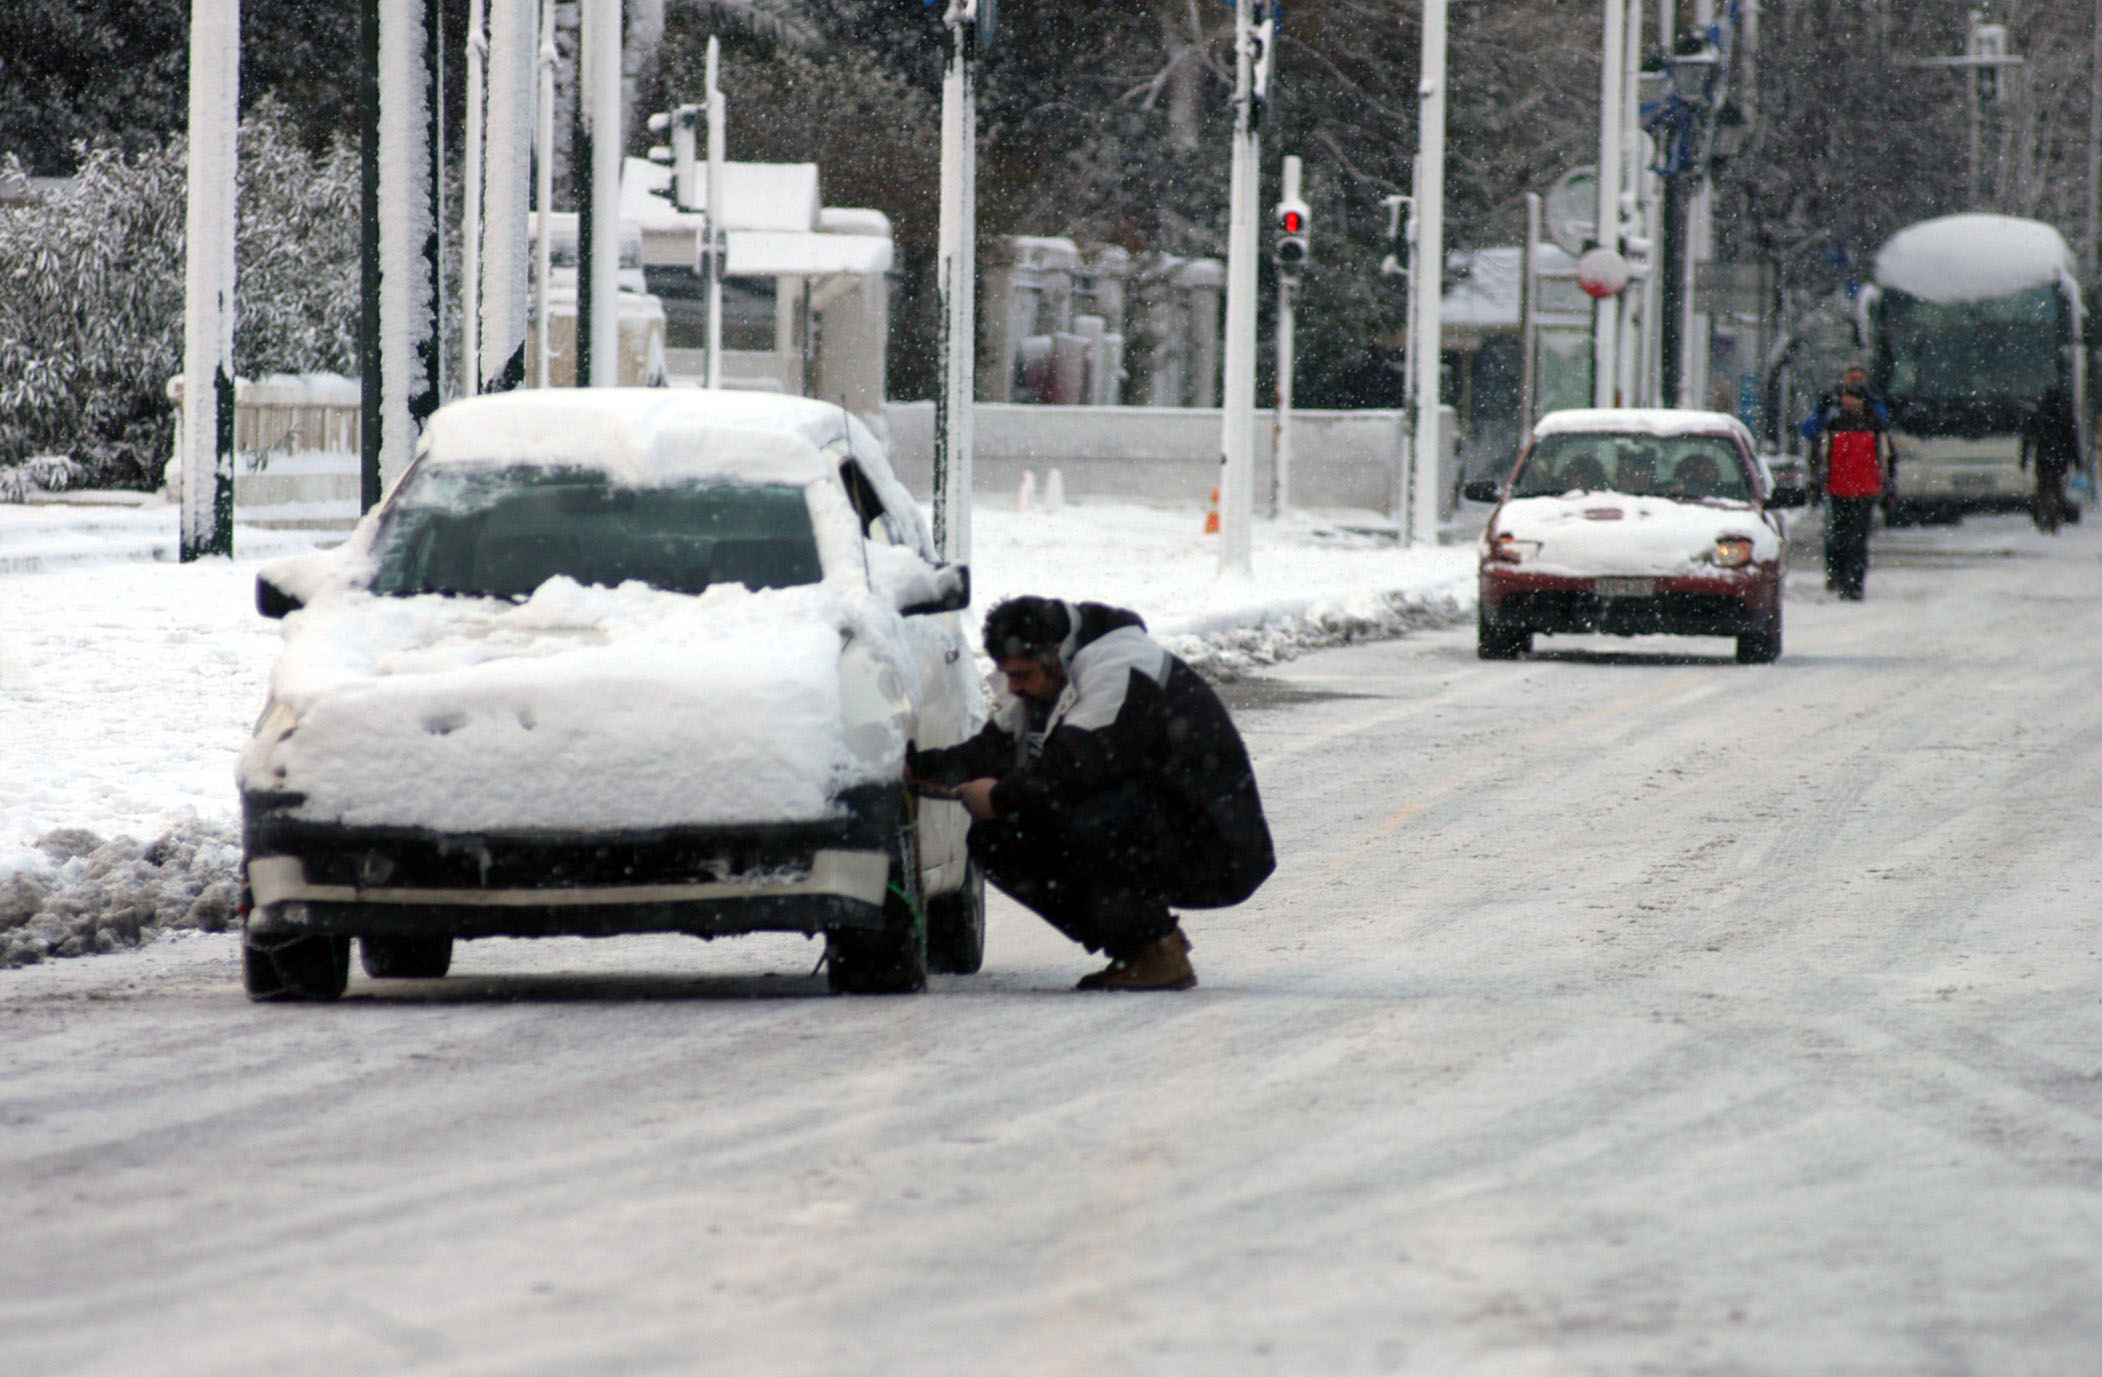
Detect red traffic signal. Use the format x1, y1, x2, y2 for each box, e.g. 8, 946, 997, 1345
1274, 198, 1311, 270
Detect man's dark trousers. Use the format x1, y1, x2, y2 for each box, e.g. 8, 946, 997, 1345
1826, 496, 1875, 598
967, 785, 1187, 958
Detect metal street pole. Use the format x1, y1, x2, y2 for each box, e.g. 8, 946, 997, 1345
1619, 0, 1645, 408
1271, 153, 1303, 518
705, 36, 726, 390
1217, 0, 1267, 577
359, 0, 443, 507
578, 0, 620, 386
181, 0, 238, 560
1520, 191, 1541, 433
932, 0, 978, 563
1411, 0, 1447, 546
480, 0, 534, 394
462, 0, 485, 397
1594, 0, 1625, 407
2090, 0, 2100, 280
533, 0, 555, 388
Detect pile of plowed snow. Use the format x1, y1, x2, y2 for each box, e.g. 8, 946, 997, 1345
1, 823, 241, 967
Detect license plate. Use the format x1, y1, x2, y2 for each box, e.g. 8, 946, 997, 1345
1594, 577, 1655, 598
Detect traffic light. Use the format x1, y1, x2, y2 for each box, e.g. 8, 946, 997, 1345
1274, 198, 1310, 273
1380, 194, 1415, 279
644, 105, 701, 210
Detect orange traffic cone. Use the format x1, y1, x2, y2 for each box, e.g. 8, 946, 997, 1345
1203, 488, 1221, 534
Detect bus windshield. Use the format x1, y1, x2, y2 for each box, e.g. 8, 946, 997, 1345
1876, 285, 2064, 408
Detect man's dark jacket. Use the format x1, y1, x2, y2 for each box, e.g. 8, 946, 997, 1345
911, 602, 1275, 908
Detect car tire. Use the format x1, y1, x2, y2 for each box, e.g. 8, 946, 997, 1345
243, 923, 351, 1002
359, 935, 453, 979
1477, 606, 1531, 660
925, 862, 986, 975
1736, 614, 1783, 664
826, 821, 928, 995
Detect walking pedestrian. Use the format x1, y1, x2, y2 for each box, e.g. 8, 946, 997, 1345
907, 596, 1275, 991
1815, 383, 1890, 600
2020, 385, 2081, 534
1800, 363, 1893, 505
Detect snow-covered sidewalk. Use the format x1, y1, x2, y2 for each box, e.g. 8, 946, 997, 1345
0, 495, 1474, 966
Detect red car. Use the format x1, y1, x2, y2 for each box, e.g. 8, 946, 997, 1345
1463, 409, 1808, 664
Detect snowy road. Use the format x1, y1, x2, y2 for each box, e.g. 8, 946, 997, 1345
5, 514, 2101, 1375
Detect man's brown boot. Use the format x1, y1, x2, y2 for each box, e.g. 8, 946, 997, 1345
1076, 926, 1196, 992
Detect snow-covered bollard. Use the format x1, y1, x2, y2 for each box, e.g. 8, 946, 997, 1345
1016, 470, 1037, 513
1044, 467, 1065, 514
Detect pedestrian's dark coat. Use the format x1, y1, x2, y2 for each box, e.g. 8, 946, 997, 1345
912, 601, 1275, 908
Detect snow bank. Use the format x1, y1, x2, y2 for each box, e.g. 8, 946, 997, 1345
1, 823, 241, 967
1872, 214, 2076, 305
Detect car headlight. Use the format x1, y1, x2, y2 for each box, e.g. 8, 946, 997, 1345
1486, 532, 1541, 564
1709, 536, 1755, 568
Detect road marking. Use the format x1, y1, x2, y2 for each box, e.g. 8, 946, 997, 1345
1313, 673, 1704, 880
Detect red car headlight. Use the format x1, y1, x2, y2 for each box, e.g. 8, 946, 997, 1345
1709, 536, 1755, 568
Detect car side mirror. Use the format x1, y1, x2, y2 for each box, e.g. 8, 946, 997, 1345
1461, 479, 1503, 504
1765, 486, 1809, 510
256, 572, 305, 619
900, 562, 970, 616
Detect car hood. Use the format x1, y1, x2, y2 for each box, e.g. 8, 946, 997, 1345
242, 577, 902, 832
1489, 494, 1779, 577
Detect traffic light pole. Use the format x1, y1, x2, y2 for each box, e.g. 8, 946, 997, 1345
1271, 153, 1304, 518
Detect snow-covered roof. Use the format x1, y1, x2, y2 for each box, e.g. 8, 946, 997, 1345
420, 390, 885, 488
1872, 214, 2076, 305
1441, 245, 1580, 329
1533, 408, 1753, 444
726, 229, 893, 277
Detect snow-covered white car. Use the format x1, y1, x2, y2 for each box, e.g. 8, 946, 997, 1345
1463, 409, 1808, 664
239, 390, 982, 1000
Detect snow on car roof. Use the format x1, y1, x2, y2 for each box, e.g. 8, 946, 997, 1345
1532, 408, 1752, 443
421, 390, 879, 484
413, 389, 936, 561
1873, 214, 2075, 305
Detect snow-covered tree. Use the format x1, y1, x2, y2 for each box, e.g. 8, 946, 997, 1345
0, 101, 360, 490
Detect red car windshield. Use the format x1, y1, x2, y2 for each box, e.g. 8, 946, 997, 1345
1512, 433, 1751, 502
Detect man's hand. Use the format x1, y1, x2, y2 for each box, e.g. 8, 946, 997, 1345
954, 777, 1001, 821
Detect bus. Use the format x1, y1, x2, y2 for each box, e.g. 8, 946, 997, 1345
1860, 213, 2087, 523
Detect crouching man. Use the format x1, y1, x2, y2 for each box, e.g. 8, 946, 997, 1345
908, 597, 1275, 991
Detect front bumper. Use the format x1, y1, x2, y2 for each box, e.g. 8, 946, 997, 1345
242, 783, 902, 939
1482, 566, 1779, 637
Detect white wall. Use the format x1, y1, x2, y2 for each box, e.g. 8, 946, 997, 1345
885, 402, 1411, 513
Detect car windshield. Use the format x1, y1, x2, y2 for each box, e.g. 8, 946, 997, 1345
368, 465, 823, 599
1510, 432, 1751, 502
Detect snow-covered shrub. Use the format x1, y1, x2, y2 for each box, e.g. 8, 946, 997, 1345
0, 99, 359, 492
0, 453, 87, 502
